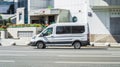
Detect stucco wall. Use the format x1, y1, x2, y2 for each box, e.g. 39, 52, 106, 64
88, 6, 120, 43
54, 0, 88, 23
16, 8, 25, 24
7, 27, 42, 38
88, 9, 110, 34
0, 31, 8, 39
90, 0, 120, 6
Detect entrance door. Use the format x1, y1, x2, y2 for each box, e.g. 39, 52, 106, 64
39, 16, 45, 24
48, 16, 55, 24
110, 17, 120, 35
32, 20, 39, 24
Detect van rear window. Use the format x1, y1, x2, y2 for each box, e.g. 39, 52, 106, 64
72, 26, 85, 33
56, 26, 85, 34
56, 26, 71, 34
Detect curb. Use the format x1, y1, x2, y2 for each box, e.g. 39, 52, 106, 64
90, 42, 120, 48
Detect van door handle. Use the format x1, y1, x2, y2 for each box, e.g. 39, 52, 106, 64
51, 36, 54, 37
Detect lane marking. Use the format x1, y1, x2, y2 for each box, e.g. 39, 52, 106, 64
55, 61, 120, 64
0, 60, 15, 63
0, 50, 66, 53
58, 55, 120, 58
0, 54, 27, 57
0, 50, 120, 54
0, 50, 109, 53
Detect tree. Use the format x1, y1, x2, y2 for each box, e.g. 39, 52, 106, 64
8, 18, 12, 23
0, 14, 7, 26
0, 14, 3, 26
0, 14, 2, 19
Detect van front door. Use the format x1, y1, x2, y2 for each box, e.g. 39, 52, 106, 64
42, 27, 54, 45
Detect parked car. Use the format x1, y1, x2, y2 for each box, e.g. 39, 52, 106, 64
30, 23, 90, 49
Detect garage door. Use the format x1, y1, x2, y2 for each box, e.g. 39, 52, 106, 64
18, 31, 33, 37
110, 17, 120, 35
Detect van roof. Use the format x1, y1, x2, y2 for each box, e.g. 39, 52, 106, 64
49, 22, 87, 27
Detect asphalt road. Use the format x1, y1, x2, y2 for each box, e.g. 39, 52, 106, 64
0, 46, 120, 67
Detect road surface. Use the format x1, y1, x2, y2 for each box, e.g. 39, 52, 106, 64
0, 46, 120, 67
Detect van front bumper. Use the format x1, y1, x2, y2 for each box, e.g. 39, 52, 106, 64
29, 42, 37, 46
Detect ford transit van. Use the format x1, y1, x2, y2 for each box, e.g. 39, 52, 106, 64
30, 23, 90, 49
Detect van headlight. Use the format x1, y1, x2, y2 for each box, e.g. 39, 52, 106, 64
32, 36, 36, 39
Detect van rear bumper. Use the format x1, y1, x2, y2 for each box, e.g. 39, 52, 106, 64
81, 41, 90, 46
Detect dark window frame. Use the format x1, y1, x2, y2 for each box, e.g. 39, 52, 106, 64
72, 26, 85, 33
56, 26, 85, 34
56, 26, 71, 34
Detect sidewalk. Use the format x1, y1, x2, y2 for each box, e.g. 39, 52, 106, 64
0, 38, 31, 46
1, 39, 120, 48
90, 42, 120, 48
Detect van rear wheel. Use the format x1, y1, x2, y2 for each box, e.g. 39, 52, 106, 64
37, 42, 46, 49
73, 42, 81, 49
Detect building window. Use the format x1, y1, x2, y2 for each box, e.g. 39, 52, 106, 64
111, 9, 120, 15
72, 16, 78, 22
19, 13, 22, 21
88, 12, 92, 17
18, 0, 25, 7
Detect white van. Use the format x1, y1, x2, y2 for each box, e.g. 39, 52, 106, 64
30, 23, 90, 49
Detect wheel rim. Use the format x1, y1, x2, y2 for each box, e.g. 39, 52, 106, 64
37, 42, 44, 49
74, 42, 81, 49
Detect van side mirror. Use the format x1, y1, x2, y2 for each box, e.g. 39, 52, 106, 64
39, 34, 44, 37
40, 33, 48, 37
43, 33, 48, 36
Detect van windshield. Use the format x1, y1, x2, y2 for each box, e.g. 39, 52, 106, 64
42, 27, 53, 36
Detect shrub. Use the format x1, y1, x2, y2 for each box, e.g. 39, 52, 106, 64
8, 24, 43, 28
0, 25, 7, 31
0, 28, 6, 31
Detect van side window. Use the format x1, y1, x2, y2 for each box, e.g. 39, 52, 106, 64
42, 27, 53, 36
56, 26, 71, 34
72, 26, 85, 33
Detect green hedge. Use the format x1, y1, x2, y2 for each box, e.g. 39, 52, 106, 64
0, 28, 6, 31
8, 24, 46, 28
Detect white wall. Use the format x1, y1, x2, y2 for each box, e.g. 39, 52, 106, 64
7, 27, 42, 38
88, 7, 110, 34
54, 0, 111, 34
16, 8, 25, 24
89, 0, 109, 6
90, 0, 120, 6
54, 0, 88, 23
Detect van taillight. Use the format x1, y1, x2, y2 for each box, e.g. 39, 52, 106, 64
87, 34, 90, 41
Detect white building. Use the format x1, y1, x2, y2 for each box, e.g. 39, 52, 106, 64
15, 0, 88, 24
1, 0, 120, 43
89, 0, 120, 43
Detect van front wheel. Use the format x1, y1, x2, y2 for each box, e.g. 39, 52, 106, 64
73, 42, 81, 49
36, 42, 46, 49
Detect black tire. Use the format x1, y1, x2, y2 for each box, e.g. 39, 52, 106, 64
73, 42, 81, 49
36, 42, 46, 49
